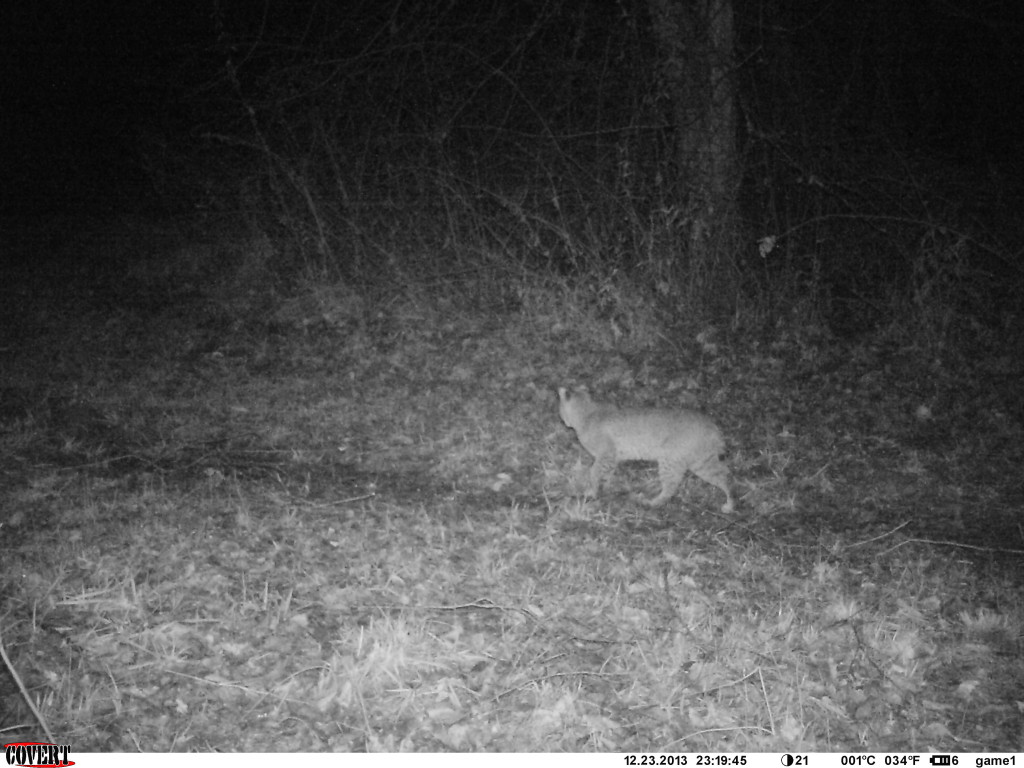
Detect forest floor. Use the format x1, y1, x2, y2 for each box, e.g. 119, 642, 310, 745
1, 213, 1022, 752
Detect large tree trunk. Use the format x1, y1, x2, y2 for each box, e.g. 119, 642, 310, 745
646, 0, 738, 291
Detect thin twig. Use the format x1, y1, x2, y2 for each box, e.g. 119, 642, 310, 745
0, 628, 56, 743
848, 520, 911, 547
903, 537, 1024, 556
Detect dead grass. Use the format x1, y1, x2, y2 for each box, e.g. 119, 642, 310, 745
1, 223, 1023, 752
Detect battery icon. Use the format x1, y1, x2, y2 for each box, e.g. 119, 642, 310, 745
930, 757, 952, 766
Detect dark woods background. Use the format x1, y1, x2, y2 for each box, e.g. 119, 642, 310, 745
3, 0, 1023, 345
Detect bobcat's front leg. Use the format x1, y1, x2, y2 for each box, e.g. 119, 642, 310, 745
586, 453, 617, 499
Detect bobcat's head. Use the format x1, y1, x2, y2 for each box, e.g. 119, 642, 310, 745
557, 386, 595, 430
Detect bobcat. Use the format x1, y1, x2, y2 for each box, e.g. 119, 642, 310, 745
558, 386, 734, 513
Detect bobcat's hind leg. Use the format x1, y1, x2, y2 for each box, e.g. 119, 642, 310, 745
643, 461, 684, 508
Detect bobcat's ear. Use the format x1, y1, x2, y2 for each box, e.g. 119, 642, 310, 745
559, 385, 590, 402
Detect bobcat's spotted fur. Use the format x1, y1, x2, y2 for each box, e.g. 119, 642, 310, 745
558, 386, 734, 513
